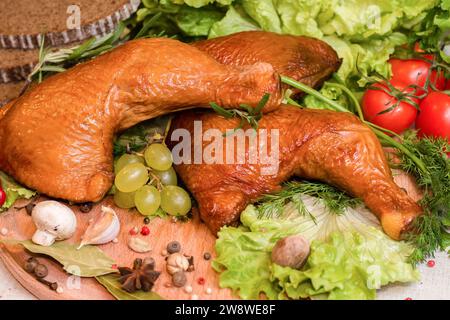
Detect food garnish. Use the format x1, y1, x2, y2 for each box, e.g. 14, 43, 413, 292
271, 235, 310, 269
118, 258, 161, 293
213, 197, 419, 300
166, 252, 189, 275
0, 172, 35, 213
31, 201, 77, 247
78, 206, 121, 249
1, 240, 117, 277
128, 237, 152, 253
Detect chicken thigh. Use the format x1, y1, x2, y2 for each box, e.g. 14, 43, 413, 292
0, 38, 282, 202
169, 106, 422, 240
193, 31, 342, 95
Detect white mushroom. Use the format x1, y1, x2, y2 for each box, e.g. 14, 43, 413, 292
31, 201, 77, 246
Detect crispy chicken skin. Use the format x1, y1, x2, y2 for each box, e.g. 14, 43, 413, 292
169, 106, 422, 240
0, 38, 282, 202
193, 31, 342, 95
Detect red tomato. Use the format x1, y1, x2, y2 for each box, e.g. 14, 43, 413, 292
413, 43, 434, 60
416, 92, 450, 142
446, 79, 450, 91
0, 189, 6, 207
389, 58, 446, 94
362, 81, 419, 134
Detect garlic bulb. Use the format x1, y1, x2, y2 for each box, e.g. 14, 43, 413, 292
31, 201, 77, 246
78, 206, 120, 249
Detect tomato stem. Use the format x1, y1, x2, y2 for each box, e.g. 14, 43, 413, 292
281, 75, 429, 175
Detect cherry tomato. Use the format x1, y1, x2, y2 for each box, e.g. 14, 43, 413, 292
446, 79, 450, 91
416, 91, 450, 142
389, 58, 446, 94
362, 81, 419, 134
0, 189, 6, 207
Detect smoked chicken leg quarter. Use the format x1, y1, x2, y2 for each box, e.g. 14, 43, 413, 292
168, 106, 422, 240
0, 38, 283, 202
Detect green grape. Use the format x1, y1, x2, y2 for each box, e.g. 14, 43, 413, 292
114, 190, 136, 209
144, 143, 173, 171
115, 154, 145, 174
160, 186, 191, 216
134, 185, 161, 216
153, 167, 177, 186
115, 163, 148, 193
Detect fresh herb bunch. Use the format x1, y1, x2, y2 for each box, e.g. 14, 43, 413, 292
397, 131, 450, 262
210, 93, 270, 134
281, 75, 449, 264
257, 180, 361, 220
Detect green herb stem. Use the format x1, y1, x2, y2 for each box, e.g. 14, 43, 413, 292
280, 76, 349, 113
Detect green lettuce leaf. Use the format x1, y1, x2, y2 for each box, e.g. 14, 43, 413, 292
214, 198, 419, 300
0, 172, 35, 212
174, 6, 225, 36
240, 0, 281, 33
209, 6, 260, 39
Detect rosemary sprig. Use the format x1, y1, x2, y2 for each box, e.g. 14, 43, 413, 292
210, 93, 270, 134
256, 180, 361, 220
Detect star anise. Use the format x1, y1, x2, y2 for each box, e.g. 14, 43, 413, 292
118, 258, 160, 293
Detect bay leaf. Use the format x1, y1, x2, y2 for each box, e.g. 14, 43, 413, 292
1, 239, 116, 277
96, 274, 164, 300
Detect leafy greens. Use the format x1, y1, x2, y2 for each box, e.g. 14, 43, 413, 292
213, 197, 419, 300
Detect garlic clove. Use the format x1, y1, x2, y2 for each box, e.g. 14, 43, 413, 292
166, 253, 189, 275
78, 206, 120, 249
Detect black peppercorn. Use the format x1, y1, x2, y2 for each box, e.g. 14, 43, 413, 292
167, 241, 181, 254
203, 252, 211, 260
144, 217, 150, 225
172, 271, 187, 287
34, 263, 48, 278
79, 203, 93, 213
24, 257, 39, 273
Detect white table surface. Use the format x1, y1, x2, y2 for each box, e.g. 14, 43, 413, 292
0, 251, 448, 300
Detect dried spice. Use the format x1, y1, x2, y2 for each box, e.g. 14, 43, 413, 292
172, 271, 187, 287
167, 241, 181, 254
79, 203, 93, 213
203, 252, 211, 260
24, 257, 39, 273
34, 264, 48, 278
118, 258, 160, 293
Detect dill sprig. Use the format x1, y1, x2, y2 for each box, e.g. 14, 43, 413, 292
210, 93, 270, 134
397, 131, 450, 263
281, 76, 449, 264
256, 180, 361, 220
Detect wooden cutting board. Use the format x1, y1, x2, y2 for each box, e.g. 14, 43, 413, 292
0, 171, 420, 300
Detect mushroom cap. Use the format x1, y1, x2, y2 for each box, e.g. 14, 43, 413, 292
32, 201, 77, 240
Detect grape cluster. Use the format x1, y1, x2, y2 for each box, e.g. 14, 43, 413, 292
113, 143, 191, 217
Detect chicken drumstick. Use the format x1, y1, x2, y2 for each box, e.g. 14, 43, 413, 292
169, 106, 422, 240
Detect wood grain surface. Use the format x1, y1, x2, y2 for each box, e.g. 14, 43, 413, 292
0, 170, 420, 300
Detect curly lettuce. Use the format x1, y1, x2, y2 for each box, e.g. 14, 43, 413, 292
0, 172, 36, 212
213, 197, 419, 300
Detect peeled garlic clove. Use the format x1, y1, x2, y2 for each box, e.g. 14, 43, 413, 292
78, 206, 120, 249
